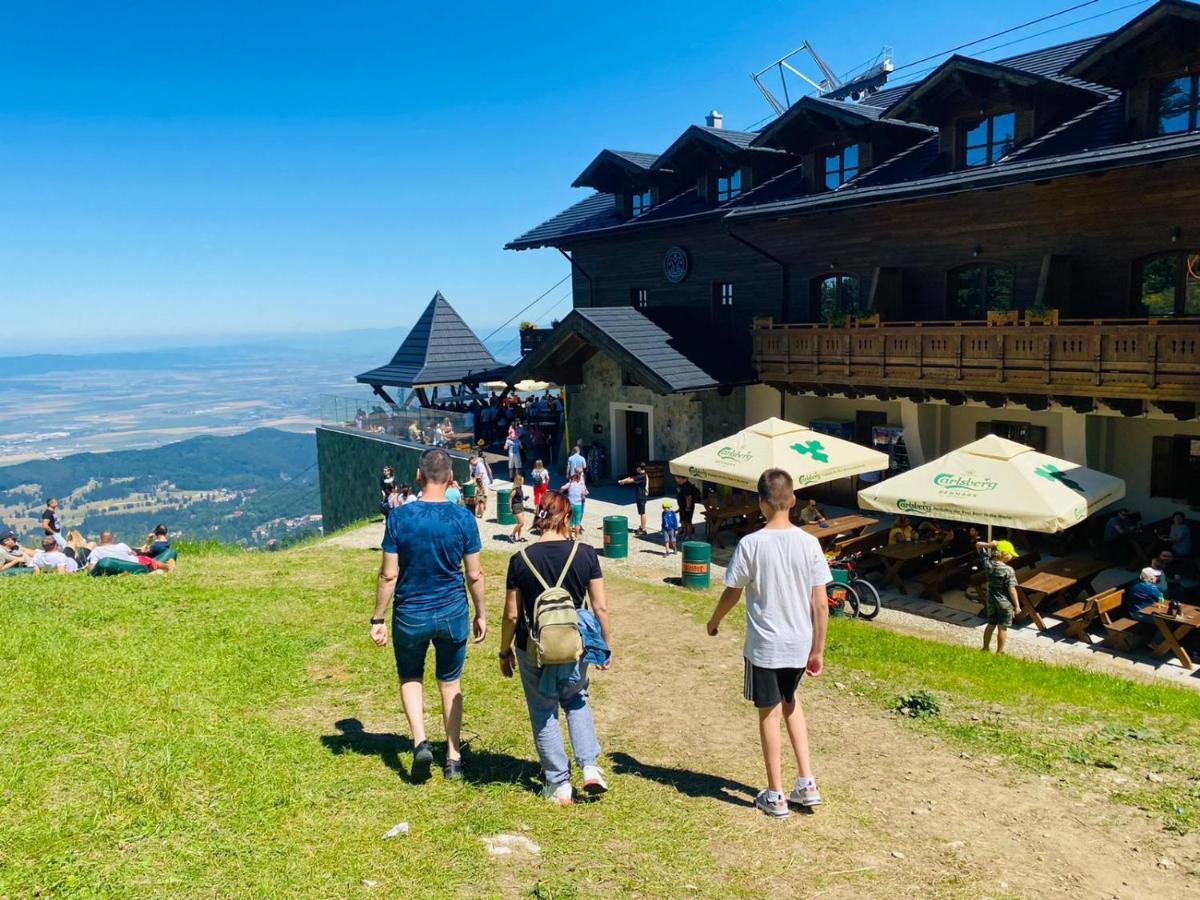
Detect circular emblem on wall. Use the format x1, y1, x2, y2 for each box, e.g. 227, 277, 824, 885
663, 246, 689, 284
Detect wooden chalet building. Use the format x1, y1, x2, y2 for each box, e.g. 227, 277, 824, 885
507, 0, 1200, 516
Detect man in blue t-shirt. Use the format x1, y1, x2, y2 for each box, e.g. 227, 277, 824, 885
370, 448, 486, 782
1124, 567, 1165, 624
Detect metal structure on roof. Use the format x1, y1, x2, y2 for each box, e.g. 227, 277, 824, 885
752, 41, 894, 114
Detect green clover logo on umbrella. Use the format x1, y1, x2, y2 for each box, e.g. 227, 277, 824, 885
1034, 463, 1082, 491
791, 439, 829, 464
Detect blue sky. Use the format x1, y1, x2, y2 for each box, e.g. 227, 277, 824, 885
1, 0, 1154, 347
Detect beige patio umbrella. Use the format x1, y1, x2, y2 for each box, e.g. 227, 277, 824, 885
669, 417, 889, 491
857, 434, 1125, 534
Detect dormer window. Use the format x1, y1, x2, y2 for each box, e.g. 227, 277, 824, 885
823, 144, 859, 189
963, 111, 1015, 168
716, 169, 742, 202
1156, 74, 1200, 135
631, 189, 653, 217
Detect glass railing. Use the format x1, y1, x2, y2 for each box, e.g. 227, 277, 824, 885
319, 396, 477, 450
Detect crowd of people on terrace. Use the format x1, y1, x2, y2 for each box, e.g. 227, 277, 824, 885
0, 497, 177, 576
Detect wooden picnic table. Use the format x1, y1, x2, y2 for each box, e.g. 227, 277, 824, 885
704, 499, 762, 548
1016, 556, 1110, 631
801, 515, 879, 548
1144, 601, 1200, 671
871, 540, 945, 594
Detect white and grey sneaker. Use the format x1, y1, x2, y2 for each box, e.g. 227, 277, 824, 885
582, 765, 608, 796
540, 781, 573, 806
754, 788, 790, 818
789, 778, 822, 808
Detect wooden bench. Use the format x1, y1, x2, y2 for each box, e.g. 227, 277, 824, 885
830, 529, 889, 574
1053, 585, 1127, 644
911, 552, 977, 603
1095, 588, 1152, 652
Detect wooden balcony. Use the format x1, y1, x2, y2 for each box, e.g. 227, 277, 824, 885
752, 318, 1200, 411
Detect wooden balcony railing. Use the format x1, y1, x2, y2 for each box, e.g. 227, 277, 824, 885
751, 318, 1200, 404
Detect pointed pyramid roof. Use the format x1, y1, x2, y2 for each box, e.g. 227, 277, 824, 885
356, 291, 508, 388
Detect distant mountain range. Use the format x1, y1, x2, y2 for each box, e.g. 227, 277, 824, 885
0, 428, 319, 548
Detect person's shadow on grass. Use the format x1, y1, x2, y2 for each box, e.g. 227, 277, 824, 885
609, 751, 756, 808
320, 718, 538, 788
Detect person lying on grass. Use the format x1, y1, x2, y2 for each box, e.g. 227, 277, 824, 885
87, 532, 175, 573
498, 489, 611, 805
706, 467, 830, 819
0, 531, 34, 571
370, 448, 487, 782
976, 539, 1018, 655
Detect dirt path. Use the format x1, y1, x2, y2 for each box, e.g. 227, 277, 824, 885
593, 584, 1200, 899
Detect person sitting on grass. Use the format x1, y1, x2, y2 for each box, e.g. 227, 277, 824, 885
31, 536, 78, 574
86, 531, 175, 573
1124, 567, 1166, 624
498, 489, 611, 805
617, 463, 650, 535
706, 468, 831, 819
888, 515, 915, 544
561, 471, 588, 540
510, 474, 527, 543
976, 539, 1018, 655
660, 500, 680, 556
0, 531, 33, 571
798, 499, 827, 526
139, 524, 172, 558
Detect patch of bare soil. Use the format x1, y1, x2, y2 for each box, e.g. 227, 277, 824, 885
594, 586, 1200, 899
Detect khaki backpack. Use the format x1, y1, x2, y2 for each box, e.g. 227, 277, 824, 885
520, 542, 584, 667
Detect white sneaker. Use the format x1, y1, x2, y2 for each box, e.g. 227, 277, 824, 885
582, 765, 608, 796
755, 788, 790, 818
540, 781, 573, 805
789, 778, 822, 808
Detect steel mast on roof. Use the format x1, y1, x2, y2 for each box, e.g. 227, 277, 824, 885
752, 42, 894, 115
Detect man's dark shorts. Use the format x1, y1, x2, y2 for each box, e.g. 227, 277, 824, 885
392, 603, 469, 682
635, 499, 647, 515
744, 659, 804, 708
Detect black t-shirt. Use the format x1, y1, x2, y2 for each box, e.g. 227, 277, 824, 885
380, 476, 394, 498
675, 482, 701, 517
632, 473, 648, 502
505, 540, 602, 651
42, 508, 60, 534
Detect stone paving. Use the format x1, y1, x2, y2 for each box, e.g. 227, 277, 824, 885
328, 481, 1200, 692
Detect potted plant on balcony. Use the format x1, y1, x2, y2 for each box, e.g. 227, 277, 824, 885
1023, 303, 1059, 326
850, 313, 881, 327
822, 307, 847, 328
986, 307, 1019, 327
518, 321, 540, 355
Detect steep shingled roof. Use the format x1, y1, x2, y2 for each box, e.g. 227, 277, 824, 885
356, 292, 505, 388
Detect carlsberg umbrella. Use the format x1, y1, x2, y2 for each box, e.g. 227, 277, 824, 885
857, 434, 1125, 533
669, 417, 889, 492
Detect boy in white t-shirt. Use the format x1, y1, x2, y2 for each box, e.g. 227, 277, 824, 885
706, 468, 831, 819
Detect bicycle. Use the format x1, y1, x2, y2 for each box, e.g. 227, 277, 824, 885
827, 551, 882, 620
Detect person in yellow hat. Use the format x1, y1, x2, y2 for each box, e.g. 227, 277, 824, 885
660, 499, 681, 556
975, 538, 1019, 655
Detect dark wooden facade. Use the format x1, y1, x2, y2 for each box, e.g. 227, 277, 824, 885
568, 155, 1200, 326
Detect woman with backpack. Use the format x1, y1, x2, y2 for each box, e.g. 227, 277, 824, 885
498, 490, 611, 806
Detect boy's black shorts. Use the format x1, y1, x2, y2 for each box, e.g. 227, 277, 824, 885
744, 659, 804, 708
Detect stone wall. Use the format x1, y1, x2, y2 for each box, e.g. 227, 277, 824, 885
316, 427, 471, 533
564, 353, 745, 479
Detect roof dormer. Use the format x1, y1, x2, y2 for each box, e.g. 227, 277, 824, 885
752, 96, 932, 191
1066, 0, 1200, 139
572, 149, 687, 220
652, 123, 793, 203
882, 55, 1107, 170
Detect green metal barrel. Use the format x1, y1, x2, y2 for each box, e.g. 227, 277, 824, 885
603, 516, 629, 559
681, 541, 711, 590
496, 487, 515, 524
462, 482, 476, 499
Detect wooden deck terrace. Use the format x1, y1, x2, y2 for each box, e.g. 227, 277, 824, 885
752, 317, 1200, 410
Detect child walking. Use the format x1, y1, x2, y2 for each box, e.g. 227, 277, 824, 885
530, 460, 550, 509
660, 500, 680, 556
706, 468, 831, 819
510, 475, 527, 542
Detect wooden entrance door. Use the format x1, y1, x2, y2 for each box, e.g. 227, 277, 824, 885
625, 410, 650, 471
